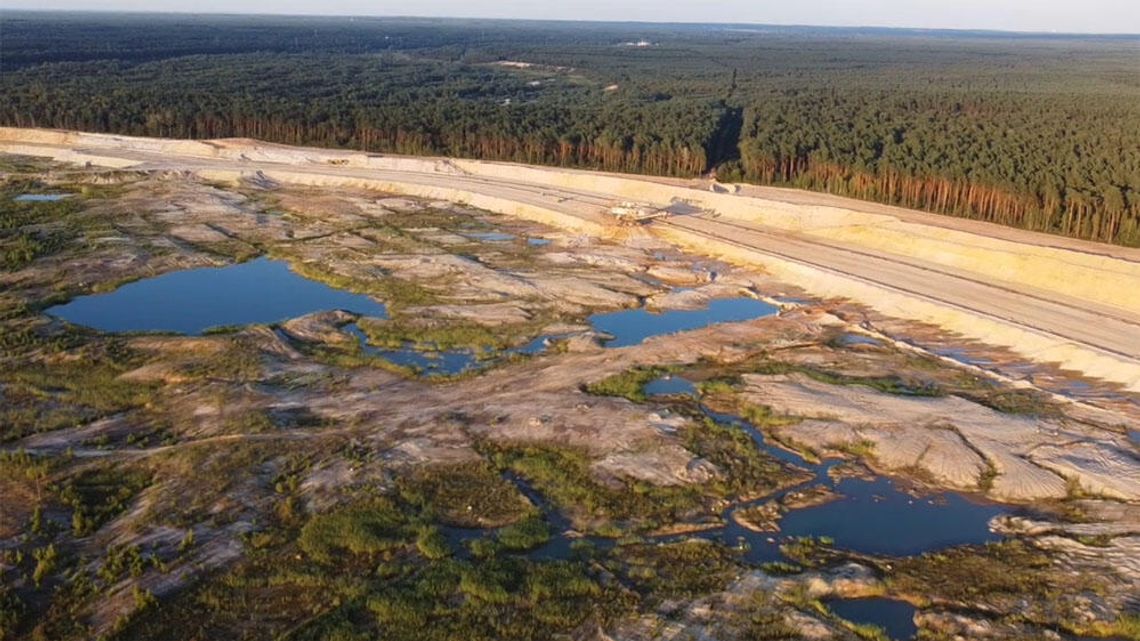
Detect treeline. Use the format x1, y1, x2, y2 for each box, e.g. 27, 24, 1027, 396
0, 13, 638, 70
2, 14, 1139, 245
0, 54, 725, 177
735, 91, 1140, 245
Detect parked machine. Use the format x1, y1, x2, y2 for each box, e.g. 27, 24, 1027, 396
608, 202, 669, 226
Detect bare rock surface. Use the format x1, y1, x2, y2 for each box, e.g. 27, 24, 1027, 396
746, 373, 1125, 500
404, 302, 534, 325
645, 284, 750, 311
1029, 440, 1140, 500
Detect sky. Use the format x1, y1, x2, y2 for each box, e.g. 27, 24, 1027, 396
1, 0, 1138, 35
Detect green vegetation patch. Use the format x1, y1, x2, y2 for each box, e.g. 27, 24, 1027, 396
486, 443, 705, 533
0, 448, 60, 487
115, 502, 617, 641
397, 462, 536, 528
611, 539, 739, 599
0, 181, 82, 271
0, 339, 158, 441
886, 540, 1106, 625
885, 540, 1137, 637
962, 388, 1062, 417
731, 593, 803, 640
779, 535, 837, 568
747, 360, 943, 398
147, 440, 276, 527
177, 336, 266, 382
494, 516, 552, 552
54, 463, 152, 537
584, 366, 669, 403
357, 316, 507, 352
365, 557, 607, 641
298, 497, 412, 564
680, 417, 789, 499
1075, 614, 1140, 641
0, 450, 61, 539
0, 584, 22, 641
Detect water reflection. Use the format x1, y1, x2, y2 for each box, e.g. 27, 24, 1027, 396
589, 297, 777, 348
48, 258, 388, 335
828, 597, 917, 641
15, 193, 72, 202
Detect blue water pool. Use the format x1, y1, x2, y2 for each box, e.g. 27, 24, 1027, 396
47, 257, 388, 335
828, 598, 917, 640
14, 193, 72, 202
589, 297, 777, 348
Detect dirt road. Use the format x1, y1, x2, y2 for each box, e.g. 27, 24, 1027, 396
2, 128, 1138, 390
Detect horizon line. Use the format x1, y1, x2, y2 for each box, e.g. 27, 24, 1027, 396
2, 7, 1139, 38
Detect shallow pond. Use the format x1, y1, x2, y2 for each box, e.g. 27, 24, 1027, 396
343, 323, 485, 376
526, 237, 552, 247
589, 297, 777, 348
712, 434, 1007, 560
648, 378, 1010, 561
47, 257, 388, 335
14, 193, 72, 202
774, 475, 1004, 557
827, 598, 917, 640
344, 323, 563, 377
375, 346, 486, 376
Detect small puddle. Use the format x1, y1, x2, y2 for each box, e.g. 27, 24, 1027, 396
374, 346, 485, 376
589, 297, 777, 348
933, 346, 995, 368
14, 193, 72, 202
465, 231, 516, 242
835, 333, 883, 347
344, 323, 565, 378
47, 257, 388, 335
827, 597, 917, 641
527, 237, 552, 247
644, 375, 698, 397
515, 335, 560, 355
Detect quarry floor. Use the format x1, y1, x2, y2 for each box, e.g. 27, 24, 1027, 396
0, 136, 1138, 641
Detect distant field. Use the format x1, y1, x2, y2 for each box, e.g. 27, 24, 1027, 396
2, 12, 1139, 245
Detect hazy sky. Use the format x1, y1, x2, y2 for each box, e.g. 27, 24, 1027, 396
2, 0, 1139, 34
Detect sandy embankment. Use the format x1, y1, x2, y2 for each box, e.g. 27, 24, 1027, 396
8, 127, 1136, 312
651, 223, 1140, 391
442, 159, 1140, 314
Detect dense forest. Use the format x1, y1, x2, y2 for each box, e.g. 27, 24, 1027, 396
2, 12, 1139, 245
